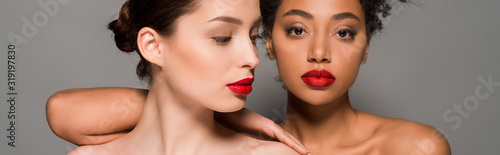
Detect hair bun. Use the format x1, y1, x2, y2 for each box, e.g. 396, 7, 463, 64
108, 1, 135, 52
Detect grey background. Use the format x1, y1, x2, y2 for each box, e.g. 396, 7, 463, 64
0, 0, 499, 154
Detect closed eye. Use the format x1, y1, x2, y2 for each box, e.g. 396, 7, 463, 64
212, 37, 232, 45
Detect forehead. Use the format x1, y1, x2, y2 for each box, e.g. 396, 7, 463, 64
278, 0, 365, 20
194, 0, 260, 19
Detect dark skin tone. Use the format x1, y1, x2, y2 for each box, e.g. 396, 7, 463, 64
267, 0, 450, 154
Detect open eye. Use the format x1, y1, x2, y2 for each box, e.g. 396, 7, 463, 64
212, 37, 232, 45
338, 30, 349, 38
287, 26, 306, 37
335, 29, 356, 40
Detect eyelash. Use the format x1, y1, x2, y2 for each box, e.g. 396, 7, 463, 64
286, 26, 357, 41
212, 37, 232, 45
286, 26, 306, 37
250, 34, 263, 45
212, 35, 262, 45
334, 29, 357, 40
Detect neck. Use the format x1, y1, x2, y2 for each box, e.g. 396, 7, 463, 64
281, 91, 359, 145
122, 80, 223, 154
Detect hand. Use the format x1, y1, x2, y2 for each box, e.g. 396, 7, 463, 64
215, 108, 310, 155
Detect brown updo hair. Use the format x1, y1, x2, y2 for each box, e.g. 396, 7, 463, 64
108, 0, 199, 82
260, 0, 410, 39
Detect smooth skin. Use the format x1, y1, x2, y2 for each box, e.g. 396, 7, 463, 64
47, 88, 308, 154
62, 0, 301, 154
47, 0, 450, 154
267, 0, 450, 154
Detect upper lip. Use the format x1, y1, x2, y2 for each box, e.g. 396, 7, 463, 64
301, 70, 335, 79
227, 77, 254, 86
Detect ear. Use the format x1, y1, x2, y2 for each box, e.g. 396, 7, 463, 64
137, 27, 164, 67
361, 40, 370, 64
265, 36, 276, 60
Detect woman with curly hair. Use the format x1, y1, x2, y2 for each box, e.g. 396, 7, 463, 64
47, 0, 451, 154
259, 0, 450, 154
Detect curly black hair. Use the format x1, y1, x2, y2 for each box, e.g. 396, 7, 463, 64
260, 0, 409, 38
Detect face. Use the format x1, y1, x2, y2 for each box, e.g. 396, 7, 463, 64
267, 0, 369, 105
155, 0, 262, 112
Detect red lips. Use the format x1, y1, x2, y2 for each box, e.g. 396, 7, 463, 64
301, 70, 336, 87
227, 78, 254, 95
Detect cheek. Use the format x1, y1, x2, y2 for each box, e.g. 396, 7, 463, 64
331, 44, 365, 77
328, 45, 365, 97
272, 38, 365, 102
273, 41, 307, 82
163, 40, 232, 95
162, 41, 244, 111
334, 43, 364, 65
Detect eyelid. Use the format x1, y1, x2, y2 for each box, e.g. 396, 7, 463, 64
332, 25, 358, 38
285, 23, 308, 38
250, 34, 263, 44
332, 29, 356, 41
212, 36, 232, 45
209, 28, 233, 45
250, 26, 260, 37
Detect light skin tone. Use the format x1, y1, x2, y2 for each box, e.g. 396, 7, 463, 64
46, 88, 309, 154
65, 0, 299, 154
48, 0, 451, 154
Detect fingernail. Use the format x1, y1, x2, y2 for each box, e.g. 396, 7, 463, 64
300, 146, 310, 154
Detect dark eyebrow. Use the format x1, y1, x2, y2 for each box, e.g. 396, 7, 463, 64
208, 16, 243, 25
332, 12, 360, 21
283, 9, 313, 19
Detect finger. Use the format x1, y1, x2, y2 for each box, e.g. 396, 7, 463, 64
284, 131, 310, 155
270, 125, 310, 155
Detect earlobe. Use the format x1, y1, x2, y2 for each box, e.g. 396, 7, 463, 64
361, 45, 369, 64
137, 27, 164, 67
265, 37, 276, 60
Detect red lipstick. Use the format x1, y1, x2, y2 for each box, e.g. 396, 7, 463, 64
301, 70, 336, 87
227, 78, 254, 95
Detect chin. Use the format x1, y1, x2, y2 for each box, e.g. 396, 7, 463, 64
293, 88, 344, 106
211, 97, 246, 113
301, 96, 333, 105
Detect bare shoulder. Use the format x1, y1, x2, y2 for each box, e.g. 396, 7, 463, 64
67, 145, 109, 155
372, 115, 451, 155
252, 141, 300, 155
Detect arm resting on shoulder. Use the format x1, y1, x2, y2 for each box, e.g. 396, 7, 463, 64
46, 87, 147, 145
46, 87, 309, 154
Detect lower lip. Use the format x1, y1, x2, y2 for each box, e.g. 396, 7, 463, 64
227, 85, 252, 95
301, 70, 336, 87
227, 78, 254, 95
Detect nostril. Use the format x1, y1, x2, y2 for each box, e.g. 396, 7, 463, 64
308, 58, 330, 63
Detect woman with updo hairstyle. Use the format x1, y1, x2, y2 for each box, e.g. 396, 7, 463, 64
48, 0, 451, 154
50, 0, 302, 154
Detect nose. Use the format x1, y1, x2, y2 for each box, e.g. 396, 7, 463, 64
237, 38, 260, 69
307, 35, 331, 63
